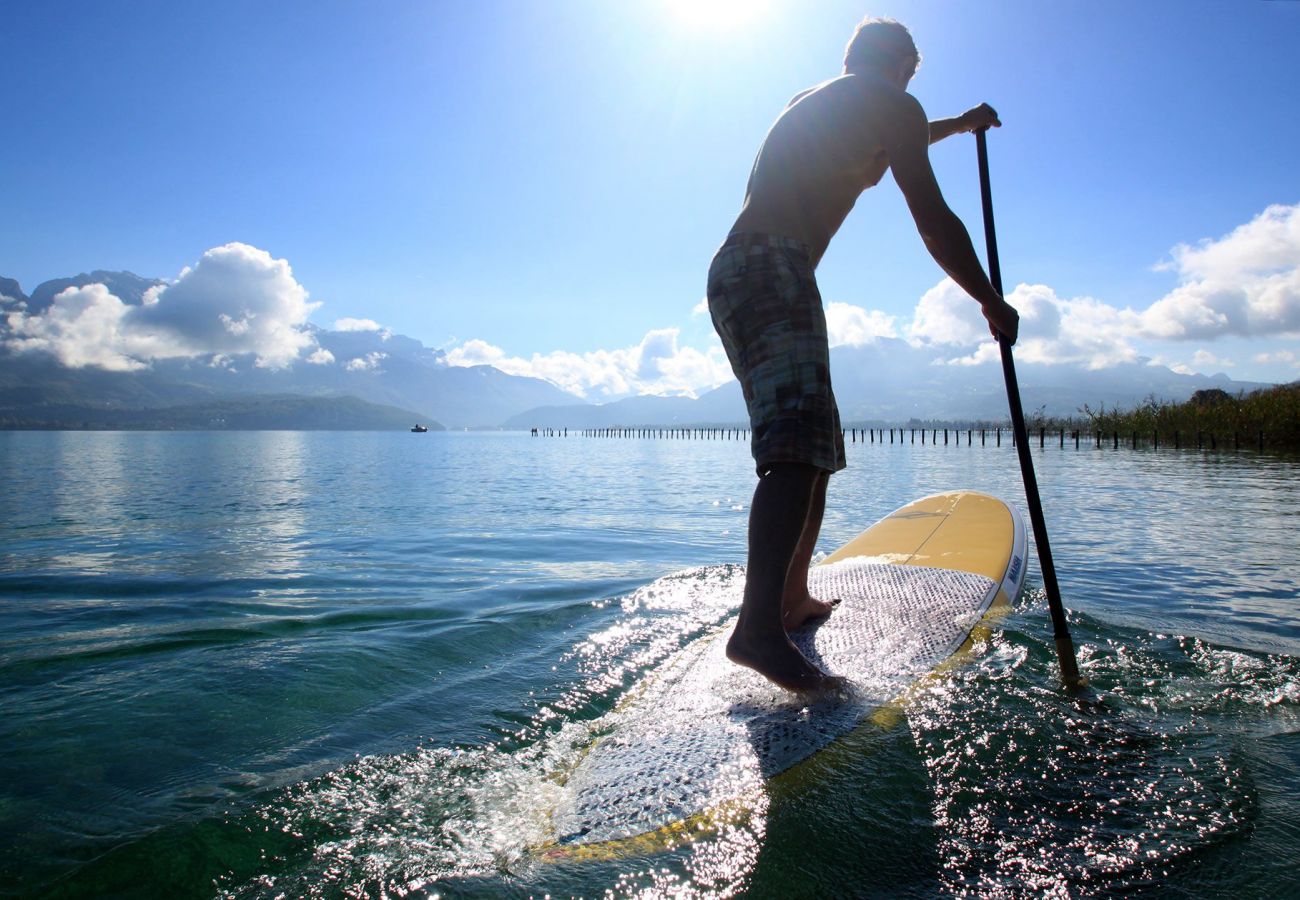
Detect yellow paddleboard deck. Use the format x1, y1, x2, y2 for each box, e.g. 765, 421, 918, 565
541, 490, 1026, 861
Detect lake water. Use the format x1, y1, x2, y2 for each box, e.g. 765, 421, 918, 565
1, 430, 1297, 898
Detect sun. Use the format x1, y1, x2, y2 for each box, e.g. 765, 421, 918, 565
661, 0, 771, 31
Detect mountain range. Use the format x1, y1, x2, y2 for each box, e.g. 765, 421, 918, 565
1, 269, 1274, 430
1, 270, 575, 429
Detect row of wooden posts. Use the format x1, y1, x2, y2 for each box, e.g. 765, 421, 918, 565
529, 425, 1270, 452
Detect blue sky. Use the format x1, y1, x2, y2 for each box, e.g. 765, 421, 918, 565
3, 0, 1299, 397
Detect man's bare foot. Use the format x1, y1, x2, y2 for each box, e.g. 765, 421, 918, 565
726, 627, 844, 692
782, 594, 841, 630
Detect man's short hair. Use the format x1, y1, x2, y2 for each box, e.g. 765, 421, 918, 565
843, 17, 920, 76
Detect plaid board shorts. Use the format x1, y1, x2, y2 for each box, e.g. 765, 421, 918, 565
707, 232, 846, 476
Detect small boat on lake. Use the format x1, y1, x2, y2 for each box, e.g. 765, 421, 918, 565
410, 424, 428, 433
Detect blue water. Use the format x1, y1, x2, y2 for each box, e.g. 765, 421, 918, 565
1, 431, 1297, 897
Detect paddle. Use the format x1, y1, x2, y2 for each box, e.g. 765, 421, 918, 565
975, 128, 1085, 690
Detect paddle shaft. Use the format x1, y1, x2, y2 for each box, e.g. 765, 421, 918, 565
975, 129, 1083, 688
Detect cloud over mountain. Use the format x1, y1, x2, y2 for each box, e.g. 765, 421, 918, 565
3, 243, 320, 370
813, 202, 1300, 378
444, 327, 733, 400
826, 301, 898, 346
912, 282, 1144, 370
333, 317, 387, 334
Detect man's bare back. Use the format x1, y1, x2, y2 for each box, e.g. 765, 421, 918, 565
732, 73, 901, 268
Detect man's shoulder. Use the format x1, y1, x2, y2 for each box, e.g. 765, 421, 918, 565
786, 77, 838, 109
816, 74, 925, 120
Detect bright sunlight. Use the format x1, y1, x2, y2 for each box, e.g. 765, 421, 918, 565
661, 0, 772, 31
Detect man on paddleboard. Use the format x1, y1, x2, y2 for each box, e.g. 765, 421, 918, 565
708, 17, 1019, 691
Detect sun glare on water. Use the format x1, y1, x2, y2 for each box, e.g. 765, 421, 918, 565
663, 0, 771, 30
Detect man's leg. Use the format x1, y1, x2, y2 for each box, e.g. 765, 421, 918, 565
726, 463, 840, 691
781, 470, 837, 629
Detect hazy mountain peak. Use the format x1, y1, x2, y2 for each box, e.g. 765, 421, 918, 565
26, 270, 166, 314
0, 276, 28, 306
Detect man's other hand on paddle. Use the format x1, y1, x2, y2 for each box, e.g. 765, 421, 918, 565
982, 294, 1019, 345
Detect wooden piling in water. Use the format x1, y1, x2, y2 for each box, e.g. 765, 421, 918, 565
558, 418, 1279, 455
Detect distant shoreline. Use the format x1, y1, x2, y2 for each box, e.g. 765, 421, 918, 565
4, 382, 1295, 447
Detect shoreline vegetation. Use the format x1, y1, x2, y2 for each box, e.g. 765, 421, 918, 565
1058, 381, 1300, 451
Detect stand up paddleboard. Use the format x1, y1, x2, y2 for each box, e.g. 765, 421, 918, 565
541, 490, 1026, 861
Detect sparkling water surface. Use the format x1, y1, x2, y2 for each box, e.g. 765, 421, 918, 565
1, 430, 1297, 897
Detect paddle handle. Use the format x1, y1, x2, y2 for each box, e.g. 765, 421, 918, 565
975, 129, 1084, 689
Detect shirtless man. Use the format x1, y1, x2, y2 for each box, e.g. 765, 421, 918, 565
707, 17, 1020, 691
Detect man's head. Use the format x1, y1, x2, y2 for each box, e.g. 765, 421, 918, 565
843, 17, 919, 85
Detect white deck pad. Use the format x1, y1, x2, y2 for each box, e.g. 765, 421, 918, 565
551, 559, 999, 847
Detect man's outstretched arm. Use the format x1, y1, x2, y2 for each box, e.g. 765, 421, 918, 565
888, 96, 1019, 342
928, 103, 1000, 145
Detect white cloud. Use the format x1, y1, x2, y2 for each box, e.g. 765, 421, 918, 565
935, 342, 1000, 368
1253, 349, 1296, 366
826, 301, 897, 347
691, 297, 709, 316
900, 204, 1300, 375
133, 243, 319, 368
1191, 349, 1234, 369
446, 338, 506, 367
920, 280, 1144, 369
1164, 203, 1300, 279
446, 328, 733, 400
910, 279, 1077, 351
334, 317, 383, 332
3, 242, 322, 369
1022, 289, 1142, 369
1142, 203, 1300, 339
908, 279, 987, 347
345, 351, 387, 372
1156, 349, 1236, 377
306, 347, 335, 365
3, 283, 154, 370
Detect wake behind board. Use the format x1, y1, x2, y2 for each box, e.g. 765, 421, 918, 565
542, 490, 1027, 860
